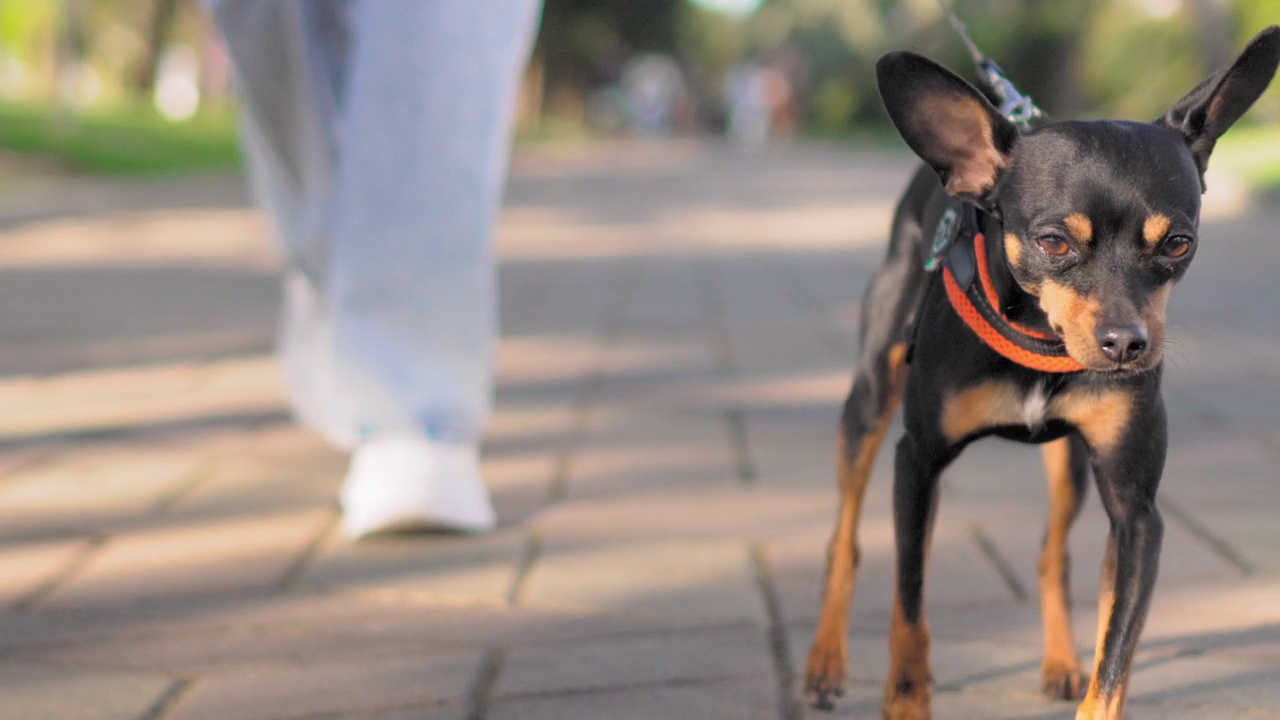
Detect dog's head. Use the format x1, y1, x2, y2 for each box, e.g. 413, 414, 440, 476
877, 27, 1280, 373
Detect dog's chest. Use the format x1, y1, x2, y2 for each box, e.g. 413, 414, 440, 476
1020, 382, 1049, 428
939, 379, 1067, 443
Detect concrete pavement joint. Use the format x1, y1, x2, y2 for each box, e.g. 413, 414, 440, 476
491, 671, 775, 702
546, 347, 609, 503
10, 532, 108, 612
149, 460, 218, 516
464, 648, 504, 720
969, 523, 1030, 601
546, 393, 592, 504
691, 255, 736, 376
136, 677, 192, 720
505, 533, 542, 605
0, 407, 294, 452
546, 259, 636, 504
692, 256, 759, 488
725, 406, 757, 485
0, 443, 61, 484
1159, 495, 1256, 576
750, 543, 803, 720
275, 512, 341, 590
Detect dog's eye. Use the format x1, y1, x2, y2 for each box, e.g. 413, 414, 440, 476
1161, 235, 1193, 259
1036, 235, 1071, 257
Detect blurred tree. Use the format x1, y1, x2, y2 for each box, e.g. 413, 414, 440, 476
677, 2, 748, 127
971, 0, 1095, 116
744, 0, 889, 130
57, 0, 87, 64
0, 0, 213, 109
533, 0, 682, 121
54, 0, 88, 106
132, 0, 181, 95
733, 0, 1280, 132
1082, 2, 1205, 121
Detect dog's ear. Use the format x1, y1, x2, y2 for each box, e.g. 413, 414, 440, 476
876, 51, 1018, 204
1158, 25, 1280, 182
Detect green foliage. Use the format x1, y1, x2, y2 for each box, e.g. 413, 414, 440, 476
0, 100, 240, 174
677, 3, 748, 92
810, 76, 858, 132
675, 2, 748, 124
1081, 3, 1203, 121
0, 0, 58, 61
1216, 124, 1280, 191
537, 0, 683, 88
718, 0, 1279, 134
745, 0, 885, 128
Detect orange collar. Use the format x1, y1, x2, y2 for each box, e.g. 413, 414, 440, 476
940, 229, 1087, 374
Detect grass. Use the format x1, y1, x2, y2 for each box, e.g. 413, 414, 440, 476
0, 100, 242, 175
0, 98, 1271, 187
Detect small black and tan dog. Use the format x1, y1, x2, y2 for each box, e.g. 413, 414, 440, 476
805, 27, 1280, 720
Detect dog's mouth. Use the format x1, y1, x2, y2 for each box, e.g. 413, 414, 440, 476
1045, 317, 1164, 374
1089, 360, 1160, 376
1058, 332, 1164, 375
1043, 286, 1170, 376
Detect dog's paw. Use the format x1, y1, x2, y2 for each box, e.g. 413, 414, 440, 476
803, 642, 847, 710
805, 684, 844, 712
881, 693, 931, 720
882, 674, 932, 720
1041, 662, 1087, 701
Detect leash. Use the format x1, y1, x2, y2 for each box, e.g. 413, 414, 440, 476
933, 0, 1043, 131
922, 2, 1084, 373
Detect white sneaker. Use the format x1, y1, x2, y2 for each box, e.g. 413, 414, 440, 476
339, 436, 496, 538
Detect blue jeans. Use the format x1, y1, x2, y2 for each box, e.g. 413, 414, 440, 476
212, 0, 541, 448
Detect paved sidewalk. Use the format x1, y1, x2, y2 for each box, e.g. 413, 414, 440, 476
0, 141, 1277, 720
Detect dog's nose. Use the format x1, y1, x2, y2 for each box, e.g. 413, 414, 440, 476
1096, 323, 1149, 364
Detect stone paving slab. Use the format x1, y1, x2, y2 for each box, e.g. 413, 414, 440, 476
0, 142, 1276, 719
164, 650, 484, 720
522, 538, 766, 623
528, 483, 835, 542
5, 593, 750, 659
40, 508, 331, 610
0, 536, 91, 609
0, 441, 203, 539
488, 676, 779, 720
0, 660, 175, 720
497, 625, 773, 697
304, 529, 527, 605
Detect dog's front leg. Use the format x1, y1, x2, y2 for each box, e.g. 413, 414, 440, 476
1039, 434, 1090, 700
882, 429, 954, 720
806, 343, 911, 709
1070, 391, 1167, 720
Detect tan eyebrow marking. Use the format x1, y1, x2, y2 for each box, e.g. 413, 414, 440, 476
1143, 214, 1171, 247
1004, 232, 1023, 268
1063, 213, 1092, 243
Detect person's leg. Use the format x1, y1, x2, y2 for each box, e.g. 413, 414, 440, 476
326, 0, 538, 447
210, 0, 353, 445
215, 0, 541, 536
330, 1, 541, 536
